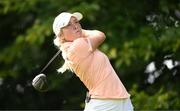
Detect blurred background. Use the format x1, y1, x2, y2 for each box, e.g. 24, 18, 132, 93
0, 0, 180, 110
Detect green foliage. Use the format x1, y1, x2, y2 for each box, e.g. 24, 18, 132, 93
130, 85, 180, 110
0, 0, 180, 110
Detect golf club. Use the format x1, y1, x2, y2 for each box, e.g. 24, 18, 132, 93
32, 50, 61, 92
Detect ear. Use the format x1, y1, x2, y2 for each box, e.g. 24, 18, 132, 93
60, 34, 66, 42
58, 29, 63, 37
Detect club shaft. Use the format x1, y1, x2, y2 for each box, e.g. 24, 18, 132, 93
40, 50, 61, 73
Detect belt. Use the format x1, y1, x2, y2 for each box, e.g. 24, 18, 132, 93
85, 92, 91, 103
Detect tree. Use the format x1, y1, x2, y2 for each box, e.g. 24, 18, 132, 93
0, 0, 180, 110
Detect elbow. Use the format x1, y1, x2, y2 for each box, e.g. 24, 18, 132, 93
97, 30, 106, 42
101, 32, 106, 41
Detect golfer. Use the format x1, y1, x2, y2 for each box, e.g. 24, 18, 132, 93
52, 12, 134, 111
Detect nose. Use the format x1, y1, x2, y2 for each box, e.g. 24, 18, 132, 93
72, 24, 78, 30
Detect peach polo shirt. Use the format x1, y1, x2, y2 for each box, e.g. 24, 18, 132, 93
63, 38, 130, 99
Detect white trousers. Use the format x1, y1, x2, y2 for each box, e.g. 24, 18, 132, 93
84, 98, 134, 111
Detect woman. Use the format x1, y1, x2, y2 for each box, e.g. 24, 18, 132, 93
52, 12, 134, 111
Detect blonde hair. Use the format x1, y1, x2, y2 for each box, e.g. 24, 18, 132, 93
53, 33, 73, 73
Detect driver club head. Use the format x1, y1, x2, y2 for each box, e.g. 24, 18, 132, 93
32, 73, 49, 92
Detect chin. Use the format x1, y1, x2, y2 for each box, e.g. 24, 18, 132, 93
75, 36, 81, 39
77, 31, 82, 37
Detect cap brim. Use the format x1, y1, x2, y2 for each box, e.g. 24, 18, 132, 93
72, 12, 83, 21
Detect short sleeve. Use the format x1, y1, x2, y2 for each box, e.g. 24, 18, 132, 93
86, 38, 93, 52
67, 38, 92, 63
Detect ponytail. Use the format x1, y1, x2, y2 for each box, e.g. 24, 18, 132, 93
53, 37, 73, 73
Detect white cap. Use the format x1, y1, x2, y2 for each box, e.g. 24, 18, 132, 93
53, 12, 83, 36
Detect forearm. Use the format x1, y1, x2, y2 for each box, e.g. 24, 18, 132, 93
83, 29, 106, 51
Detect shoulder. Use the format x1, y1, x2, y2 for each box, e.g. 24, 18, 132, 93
73, 37, 86, 45
69, 38, 88, 51
67, 37, 92, 60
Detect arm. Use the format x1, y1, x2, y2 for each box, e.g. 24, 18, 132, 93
82, 29, 106, 51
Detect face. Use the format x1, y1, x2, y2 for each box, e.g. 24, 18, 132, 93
61, 17, 82, 42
